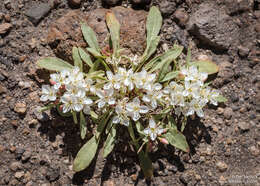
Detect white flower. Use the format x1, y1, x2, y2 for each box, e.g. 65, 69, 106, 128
113, 98, 130, 126
143, 119, 164, 141
181, 65, 208, 86
135, 70, 156, 91
112, 115, 129, 126
118, 67, 135, 91
209, 89, 220, 106
185, 99, 207, 117
183, 81, 200, 99
106, 55, 121, 65
82, 78, 94, 92
60, 93, 76, 113
126, 97, 149, 121
74, 91, 93, 112
104, 71, 121, 90
142, 83, 163, 109
163, 81, 183, 95
170, 91, 185, 107
130, 55, 140, 66
50, 69, 70, 89
96, 88, 116, 108
69, 67, 84, 86
40, 85, 58, 102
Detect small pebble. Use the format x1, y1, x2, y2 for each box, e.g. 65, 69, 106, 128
216, 161, 228, 172
238, 122, 250, 131
14, 171, 24, 179
223, 107, 233, 119
249, 146, 260, 157
14, 102, 27, 114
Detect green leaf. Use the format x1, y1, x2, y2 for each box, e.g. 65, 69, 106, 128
163, 128, 190, 153
127, 122, 153, 179
191, 60, 219, 75
138, 150, 153, 180
37, 57, 73, 72
144, 36, 160, 61
87, 48, 102, 58
103, 124, 117, 158
96, 111, 112, 139
150, 45, 183, 73
89, 59, 101, 73
136, 121, 145, 135
168, 115, 177, 130
73, 136, 99, 172
215, 95, 227, 103
72, 47, 83, 71
160, 71, 179, 82
80, 111, 87, 140
78, 47, 93, 68
106, 12, 120, 56
90, 111, 98, 120
146, 6, 162, 49
186, 47, 191, 64
39, 104, 55, 112
81, 23, 101, 54
72, 111, 78, 124
136, 36, 160, 71
157, 58, 172, 82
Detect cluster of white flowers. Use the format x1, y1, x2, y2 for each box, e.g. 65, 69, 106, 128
40, 65, 220, 141
163, 66, 220, 118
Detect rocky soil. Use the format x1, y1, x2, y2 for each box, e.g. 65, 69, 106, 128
0, 0, 260, 185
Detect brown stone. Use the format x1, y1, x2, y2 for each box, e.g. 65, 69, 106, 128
19, 55, 27, 62
0, 144, 4, 152
0, 84, 7, 94
249, 146, 260, 157
14, 102, 27, 114
0, 23, 12, 35
47, 7, 147, 61
68, 0, 81, 7
9, 146, 16, 153
103, 180, 115, 186
216, 161, 228, 172
10, 120, 18, 127
174, 8, 189, 27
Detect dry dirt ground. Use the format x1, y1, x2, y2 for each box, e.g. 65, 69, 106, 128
0, 0, 260, 185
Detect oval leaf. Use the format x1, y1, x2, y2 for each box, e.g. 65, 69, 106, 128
163, 128, 190, 153
37, 57, 73, 72
106, 12, 120, 55
138, 151, 153, 179
73, 136, 99, 172
192, 60, 219, 75
146, 6, 162, 48
103, 124, 116, 158
80, 111, 87, 140
81, 23, 101, 54
78, 47, 93, 68
72, 47, 83, 71
160, 71, 179, 82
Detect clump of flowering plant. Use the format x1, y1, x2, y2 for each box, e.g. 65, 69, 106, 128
37, 7, 226, 179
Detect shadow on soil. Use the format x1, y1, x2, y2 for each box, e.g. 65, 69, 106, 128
37, 110, 211, 185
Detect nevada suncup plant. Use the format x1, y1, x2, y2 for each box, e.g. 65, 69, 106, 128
37, 7, 226, 179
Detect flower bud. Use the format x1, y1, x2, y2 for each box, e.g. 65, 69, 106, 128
49, 79, 56, 85
159, 138, 169, 145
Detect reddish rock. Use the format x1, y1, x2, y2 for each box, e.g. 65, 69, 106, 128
0, 23, 12, 35
47, 7, 147, 61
